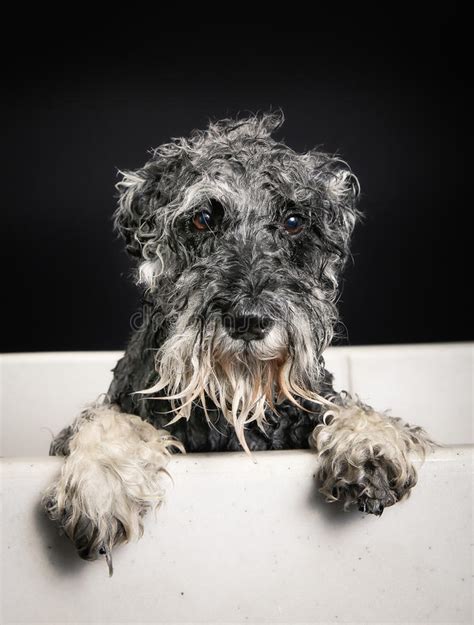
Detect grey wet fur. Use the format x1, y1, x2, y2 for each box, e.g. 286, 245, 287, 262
43, 112, 434, 568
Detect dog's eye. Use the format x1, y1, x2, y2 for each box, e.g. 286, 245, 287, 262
283, 215, 304, 235
192, 209, 214, 231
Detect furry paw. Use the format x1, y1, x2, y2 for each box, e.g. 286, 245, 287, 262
324, 460, 417, 516
42, 405, 182, 573
43, 489, 125, 573
311, 403, 434, 515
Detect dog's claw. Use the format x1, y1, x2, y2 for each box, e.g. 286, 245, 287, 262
97, 544, 114, 576
101, 546, 114, 577
358, 497, 384, 516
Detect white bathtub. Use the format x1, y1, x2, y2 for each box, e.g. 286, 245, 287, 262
1, 343, 472, 624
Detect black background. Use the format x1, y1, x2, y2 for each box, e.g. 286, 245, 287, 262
3, 17, 469, 352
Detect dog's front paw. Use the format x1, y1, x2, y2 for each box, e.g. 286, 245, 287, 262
42, 406, 181, 573
311, 404, 433, 515
42, 484, 127, 573
319, 458, 417, 516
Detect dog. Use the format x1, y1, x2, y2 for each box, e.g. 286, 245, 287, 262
42, 112, 433, 574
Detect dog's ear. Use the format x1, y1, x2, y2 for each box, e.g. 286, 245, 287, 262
311, 155, 361, 262
114, 162, 165, 258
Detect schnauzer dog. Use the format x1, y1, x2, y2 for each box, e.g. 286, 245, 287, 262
42, 112, 432, 573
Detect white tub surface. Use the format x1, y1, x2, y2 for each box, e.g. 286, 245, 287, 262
1, 343, 473, 624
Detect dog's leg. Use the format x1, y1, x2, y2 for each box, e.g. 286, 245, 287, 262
310, 395, 435, 515
42, 403, 182, 572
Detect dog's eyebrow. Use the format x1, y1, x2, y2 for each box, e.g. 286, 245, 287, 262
272, 196, 312, 217
172, 179, 238, 218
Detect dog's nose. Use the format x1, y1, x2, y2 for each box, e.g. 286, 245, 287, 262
228, 313, 274, 341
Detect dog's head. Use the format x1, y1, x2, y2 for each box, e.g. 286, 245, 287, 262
115, 112, 360, 450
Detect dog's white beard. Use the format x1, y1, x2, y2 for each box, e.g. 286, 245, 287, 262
138, 316, 331, 453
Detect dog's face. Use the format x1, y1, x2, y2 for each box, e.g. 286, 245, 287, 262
115, 113, 359, 450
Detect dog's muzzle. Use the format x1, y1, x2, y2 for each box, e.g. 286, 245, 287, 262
224, 312, 274, 341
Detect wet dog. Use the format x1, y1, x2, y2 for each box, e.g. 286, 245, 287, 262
43, 112, 432, 573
